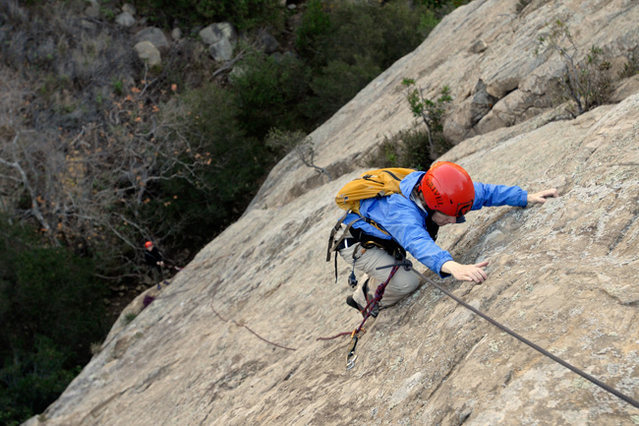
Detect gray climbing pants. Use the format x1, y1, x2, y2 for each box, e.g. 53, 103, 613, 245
338, 242, 422, 308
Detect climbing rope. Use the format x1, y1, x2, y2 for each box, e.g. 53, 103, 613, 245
318, 260, 639, 408
211, 304, 297, 351
411, 268, 639, 409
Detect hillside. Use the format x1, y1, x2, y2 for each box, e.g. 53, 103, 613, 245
26, 0, 639, 424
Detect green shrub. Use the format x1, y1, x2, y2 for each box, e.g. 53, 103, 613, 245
364, 127, 450, 170
401, 79, 452, 153
100, 6, 116, 21
295, 0, 332, 66
0, 217, 107, 425
536, 20, 613, 115
299, 0, 437, 69
0, 335, 78, 425
296, 0, 441, 126
112, 78, 124, 96
11, 248, 106, 354
123, 312, 138, 325
132, 0, 284, 30
231, 50, 310, 139
302, 56, 381, 124
369, 1, 439, 69
620, 48, 639, 78
403, 80, 452, 129
415, 0, 470, 18
365, 80, 453, 169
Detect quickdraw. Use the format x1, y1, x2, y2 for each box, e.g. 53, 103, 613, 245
316, 263, 401, 369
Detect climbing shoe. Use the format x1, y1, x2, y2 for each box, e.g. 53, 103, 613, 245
346, 278, 378, 318
362, 278, 379, 317
346, 295, 379, 318
346, 295, 364, 313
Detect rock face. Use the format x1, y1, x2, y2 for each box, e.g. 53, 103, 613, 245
27, 0, 639, 425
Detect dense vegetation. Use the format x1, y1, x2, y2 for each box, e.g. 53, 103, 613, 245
0, 0, 468, 423
0, 217, 107, 424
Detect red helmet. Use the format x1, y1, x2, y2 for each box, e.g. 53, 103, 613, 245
420, 161, 474, 217
144, 241, 153, 248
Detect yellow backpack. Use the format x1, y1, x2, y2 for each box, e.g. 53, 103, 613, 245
327, 168, 415, 264
334, 168, 415, 214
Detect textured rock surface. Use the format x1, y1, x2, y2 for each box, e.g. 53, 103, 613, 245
27, 0, 639, 424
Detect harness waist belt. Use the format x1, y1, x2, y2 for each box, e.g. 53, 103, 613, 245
337, 237, 357, 251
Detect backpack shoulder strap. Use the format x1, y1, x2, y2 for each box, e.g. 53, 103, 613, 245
326, 211, 364, 262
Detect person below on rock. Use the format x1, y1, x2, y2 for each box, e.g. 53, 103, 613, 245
337, 161, 558, 315
144, 240, 170, 290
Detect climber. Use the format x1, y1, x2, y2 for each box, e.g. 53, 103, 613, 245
335, 161, 558, 315
144, 240, 170, 290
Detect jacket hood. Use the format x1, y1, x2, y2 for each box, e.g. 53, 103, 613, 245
400, 170, 425, 198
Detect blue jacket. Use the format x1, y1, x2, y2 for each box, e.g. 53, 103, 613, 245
343, 171, 528, 277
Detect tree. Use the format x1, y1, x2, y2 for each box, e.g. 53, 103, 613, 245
0, 77, 216, 279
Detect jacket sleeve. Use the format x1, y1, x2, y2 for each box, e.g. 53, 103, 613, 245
472, 182, 528, 210
363, 195, 453, 278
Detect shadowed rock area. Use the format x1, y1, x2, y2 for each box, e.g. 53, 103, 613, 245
26, 0, 639, 424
